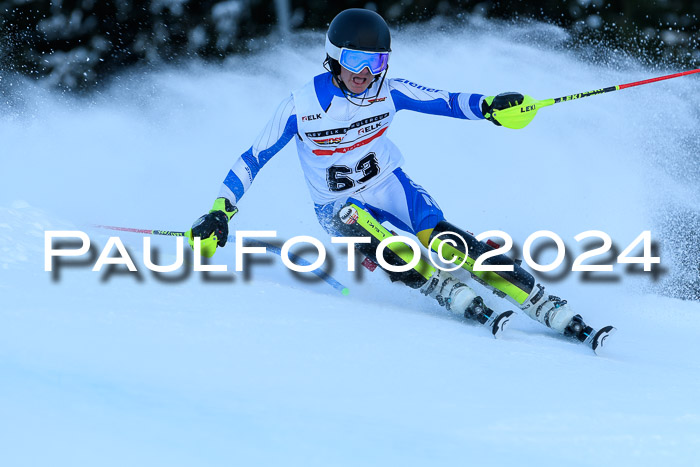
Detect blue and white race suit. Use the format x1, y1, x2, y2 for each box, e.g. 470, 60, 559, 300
219, 72, 485, 236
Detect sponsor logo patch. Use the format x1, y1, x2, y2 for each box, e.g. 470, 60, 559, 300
394, 78, 443, 93
301, 113, 322, 121
304, 113, 390, 138
312, 136, 343, 145
312, 127, 387, 156
358, 122, 382, 135
339, 206, 359, 225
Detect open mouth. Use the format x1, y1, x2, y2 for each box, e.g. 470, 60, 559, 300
352, 76, 367, 86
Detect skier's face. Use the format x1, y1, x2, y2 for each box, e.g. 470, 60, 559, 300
338, 66, 373, 94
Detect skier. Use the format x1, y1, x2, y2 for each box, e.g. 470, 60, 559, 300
187, 8, 614, 353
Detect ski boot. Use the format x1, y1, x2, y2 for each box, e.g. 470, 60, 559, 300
564, 315, 617, 356
421, 270, 515, 338
466, 296, 516, 338
521, 284, 616, 355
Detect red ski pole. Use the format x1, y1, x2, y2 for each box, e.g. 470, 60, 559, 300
492, 68, 700, 129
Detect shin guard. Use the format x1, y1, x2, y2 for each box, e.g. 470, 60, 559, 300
332, 203, 435, 289
428, 221, 535, 305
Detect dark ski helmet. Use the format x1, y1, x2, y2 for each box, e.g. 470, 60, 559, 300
324, 9, 391, 102
326, 9, 391, 55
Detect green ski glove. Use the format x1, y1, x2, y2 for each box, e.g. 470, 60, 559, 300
187, 197, 238, 258
481, 92, 525, 126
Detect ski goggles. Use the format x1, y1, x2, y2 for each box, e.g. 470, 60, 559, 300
338, 48, 389, 75
326, 36, 390, 75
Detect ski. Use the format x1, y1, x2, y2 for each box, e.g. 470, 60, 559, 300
589, 326, 617, 355
490, 310, 516, 339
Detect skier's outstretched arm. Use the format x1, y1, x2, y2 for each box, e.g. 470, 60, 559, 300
388, 78, 525, 126
186, 95, 298, 257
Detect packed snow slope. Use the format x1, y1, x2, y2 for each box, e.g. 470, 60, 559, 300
2, 20, 699, 466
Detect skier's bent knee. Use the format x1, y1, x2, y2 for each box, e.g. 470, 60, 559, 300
331, 202, 433, 289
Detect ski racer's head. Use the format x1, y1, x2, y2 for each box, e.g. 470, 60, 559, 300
324, 9, 391, 100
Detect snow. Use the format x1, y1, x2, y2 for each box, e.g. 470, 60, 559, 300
1, 21, 700, 466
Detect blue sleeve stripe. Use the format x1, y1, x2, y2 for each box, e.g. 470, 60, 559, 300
241, 148, 261, 179
391, 89, 457, 117
448, 93, 467, 119
393, 89, 473, 119
314, 73, 337, 112
223, 170, 245, 201
258, 115, 298, 166
469, 93, 484, 118
391, 89, 409, 112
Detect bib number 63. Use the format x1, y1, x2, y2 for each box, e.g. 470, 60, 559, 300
326, 152, 380, 192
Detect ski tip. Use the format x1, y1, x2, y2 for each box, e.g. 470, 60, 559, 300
492, 310, 516, 339
341, 287, 350, 296
592, 325, 616, 356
